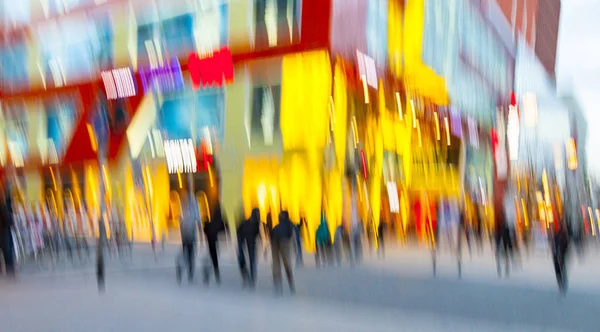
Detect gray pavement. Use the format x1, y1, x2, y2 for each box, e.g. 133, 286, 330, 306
2, 243, 600, 331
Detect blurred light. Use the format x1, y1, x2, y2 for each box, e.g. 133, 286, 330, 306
521, 198, 528, 227
360, 149, 368, 180
588, 207, 595, 236
554, 144, 563, 170
567, 138, 578, 170
395, 92, 403, 120
356, 50, 377, 89
434, 112, 440, 140
140, 57, 184, 94
507, 105, 519, 161
208, 165, 214, 188
203, 127, 214, 155
468, 117, 479, 149
416, 120, 422, 148
411, 99, 416, 128
265, 0, 278, 47
361, 75, 370, 104
86, 123, 98, 152
523, 92, 538, 128
352, 116, 359, 148
258, 183, 267, 209
444, 116, 450, 146
261, 87, 275, 145
387, 181, 399, 213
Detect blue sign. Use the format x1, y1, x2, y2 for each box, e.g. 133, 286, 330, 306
140, 57, 184, 94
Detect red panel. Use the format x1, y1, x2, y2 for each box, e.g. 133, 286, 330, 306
62, 84, 98, 165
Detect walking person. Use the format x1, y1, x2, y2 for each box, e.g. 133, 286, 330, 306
377, 210, 387, 259
315, 213, 330, 268
552, 206, 571, 295
294, 216, 305, 267
269, 209, 295, 295
237, 207, 261, 288
202, 207, 226, 285
178, 196, 201, 283
495, 192, 512, 278
0, 186, 15, 277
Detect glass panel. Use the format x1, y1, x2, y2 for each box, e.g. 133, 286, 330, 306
0, 43, 29, 92
159, 89, 225, 143
161, 14, 196, 58
251, 85, 281, 145
195, 3, 229, 52
254, 0, 300, 50
137, 23, 157, 66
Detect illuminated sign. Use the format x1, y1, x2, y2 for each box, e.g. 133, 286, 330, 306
188, 47, 234, 89
101, 67, 136, 100
507, 105, 519, 161
164, 139, 197, 174
140, 58, 184, 94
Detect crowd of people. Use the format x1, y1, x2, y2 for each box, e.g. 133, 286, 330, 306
0, 183, 578, 297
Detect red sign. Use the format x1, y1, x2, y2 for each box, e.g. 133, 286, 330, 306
188, 48, 234, 90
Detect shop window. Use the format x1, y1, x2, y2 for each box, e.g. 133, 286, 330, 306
250, 85, 281, 146
254, 0, 300, 50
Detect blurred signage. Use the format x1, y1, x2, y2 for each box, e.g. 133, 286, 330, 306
164, 139, 197, 174
140, 58, 184, 94
101, 67, 136, 100
188, 47, 234, 89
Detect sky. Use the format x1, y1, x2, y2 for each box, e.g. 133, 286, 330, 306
556, 0, 600, 174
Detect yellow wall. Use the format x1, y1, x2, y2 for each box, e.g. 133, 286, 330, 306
279, 50, 332, 251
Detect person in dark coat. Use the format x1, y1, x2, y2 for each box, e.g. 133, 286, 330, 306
0, 186, 15, 277
202, 207, 226, 285
269, 210, 295, 294
237, 207, 261, 288
553, 212, 570, 295
179, 196, 201, 282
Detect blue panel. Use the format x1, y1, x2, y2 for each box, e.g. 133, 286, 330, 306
159, 90, 225, 142
0, 44, 29, 91
366, 0, 387, 67
219, 4, 229, 46
161, 14, 195, 57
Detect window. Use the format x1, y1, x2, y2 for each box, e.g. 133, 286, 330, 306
254, 0, 300, 50
158, 89, 225, 143
95, 15, 114, 71
195, 3, 229, 54
161, 14, 196, 58
38, 18, 100, 86
137, 23, 158, 66
251, 85, 281, 146
46, 101, 77, 157
0, 43, 29, 92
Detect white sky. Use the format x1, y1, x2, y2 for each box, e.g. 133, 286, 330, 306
556, 0, 600, 174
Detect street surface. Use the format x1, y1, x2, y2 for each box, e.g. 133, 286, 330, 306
1, 242, 600, 331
